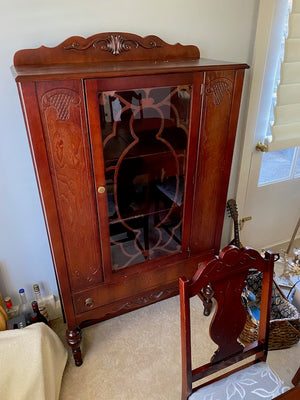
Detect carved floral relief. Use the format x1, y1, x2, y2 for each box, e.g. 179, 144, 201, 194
64, 34, 161, 56
206, 77, 233, 106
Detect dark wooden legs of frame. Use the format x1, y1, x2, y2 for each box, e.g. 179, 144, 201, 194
66, 327, 83, 366
292, 367, 300, 386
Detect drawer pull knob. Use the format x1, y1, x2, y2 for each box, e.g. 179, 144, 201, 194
98, 186, 106, 194
85, 298, 94, 308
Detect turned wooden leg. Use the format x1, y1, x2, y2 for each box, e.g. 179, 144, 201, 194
66, 327, 83, 366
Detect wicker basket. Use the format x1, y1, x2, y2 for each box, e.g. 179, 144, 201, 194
239, 272, 300, 350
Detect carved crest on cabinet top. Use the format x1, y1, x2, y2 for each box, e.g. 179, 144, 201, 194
42, 89, 80, 121
13, 32, 200, 66
64, 34, 161, 56
206, 77, 233, 106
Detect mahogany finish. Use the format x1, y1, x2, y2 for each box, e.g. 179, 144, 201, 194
179, 246, 276, 399
275, 387, 300, 400
13, 32, 200, 66
13, 33, 248, 365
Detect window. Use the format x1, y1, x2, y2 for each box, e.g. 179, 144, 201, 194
259, 0, 300, 186
259, 147, 299, 185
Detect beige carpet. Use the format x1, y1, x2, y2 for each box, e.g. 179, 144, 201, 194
52, 295, 299, 400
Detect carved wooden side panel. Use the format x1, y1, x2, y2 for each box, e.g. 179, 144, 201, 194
37, 81, 103, 291
190, 70, 237, 253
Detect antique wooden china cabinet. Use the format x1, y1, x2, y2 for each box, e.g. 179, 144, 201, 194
12, 32, 248, 365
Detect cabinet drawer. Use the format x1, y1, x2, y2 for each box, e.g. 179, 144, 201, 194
72, 253, 209, 315
73, 282, 180, 323
73, 278, 165, 315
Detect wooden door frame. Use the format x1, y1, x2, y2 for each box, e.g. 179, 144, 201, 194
84, 73, 200, 280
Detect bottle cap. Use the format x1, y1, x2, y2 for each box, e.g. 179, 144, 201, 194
33, 284, 40, 293
19, 288, 25, 294
4, 297, 13, 309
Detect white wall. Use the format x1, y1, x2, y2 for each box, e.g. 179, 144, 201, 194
0, 0, 258, 305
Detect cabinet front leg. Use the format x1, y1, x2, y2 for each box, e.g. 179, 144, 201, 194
66, 327, 83, 366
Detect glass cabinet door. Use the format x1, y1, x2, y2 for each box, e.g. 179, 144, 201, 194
92, 81, 193, 271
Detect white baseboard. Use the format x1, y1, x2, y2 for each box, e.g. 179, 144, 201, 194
43, 295, 63, 320
266, 236, 300, 254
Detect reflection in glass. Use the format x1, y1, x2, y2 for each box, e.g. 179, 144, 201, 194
258, 148, 295, 186
99, 85, 191, 270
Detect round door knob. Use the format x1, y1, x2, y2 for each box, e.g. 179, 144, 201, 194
98, 186, 106, 194
85, 298, 94, 308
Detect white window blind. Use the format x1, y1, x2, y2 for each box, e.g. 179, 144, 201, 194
268, 0, 300, 151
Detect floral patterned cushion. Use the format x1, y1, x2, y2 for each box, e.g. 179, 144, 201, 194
190, 362, 289, 400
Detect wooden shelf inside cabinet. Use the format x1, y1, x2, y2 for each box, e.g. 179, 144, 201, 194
104, 147, 187, 166
13, 32, 249, 366
108, 203, 182, 224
